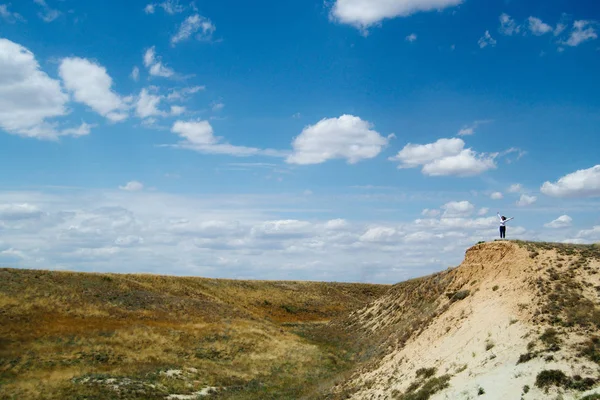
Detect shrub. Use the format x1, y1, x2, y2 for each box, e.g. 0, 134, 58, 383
447, 290, 470, 302
517, 353, 534, 364
492, 285, 499, 291
535, 370, 568, 389
415, 368, 437, 380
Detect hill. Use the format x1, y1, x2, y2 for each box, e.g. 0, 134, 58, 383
2, 240, 600, 400
0, 269, 387, 399
327, 241, 600, 400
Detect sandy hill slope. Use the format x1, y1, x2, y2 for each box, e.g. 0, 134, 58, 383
0, 269, 387, 399
329, 241, 600, 400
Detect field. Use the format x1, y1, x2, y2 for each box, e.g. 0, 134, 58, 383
0, 268, 388, 399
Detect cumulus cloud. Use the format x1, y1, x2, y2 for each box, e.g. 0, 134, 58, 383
171, 14, 216, 45
478, 31, 497, 48
0, 38, 92, 139
508, 183, 523, 193
136, 88, 167, 118
287, 115, 392, 165
390, 138, 496, 177
119, 181, 144, 192
329, 0, 462, 31
541, 165, 600, 198
490, 192, 503, 200
170, 120, 284, 157
516, 194, 537, 207
499, 13, 520, 36
576, 226, 600, 241
59, 57, 128, 122
143, 46, 175, 78
528, 17, 552, 36
442, 201, 474, 217
421, 209, 441, 217
477, 207, 489, 216
544, 215, 572, 229
562, 20, 598, 47
0, 203, 43, 220
0, 4, 24, 22
170, 105, 185, 116
405, 33, 417, 42
359, 226, 399, 243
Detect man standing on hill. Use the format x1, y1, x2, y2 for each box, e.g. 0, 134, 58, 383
497, 212, 514, 239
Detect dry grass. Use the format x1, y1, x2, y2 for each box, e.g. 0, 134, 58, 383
0, 268, 387, 399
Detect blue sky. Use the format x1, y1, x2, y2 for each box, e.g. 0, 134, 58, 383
0, 0, 599, 283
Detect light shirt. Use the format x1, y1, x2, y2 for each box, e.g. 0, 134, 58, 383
498, 213, 514, 226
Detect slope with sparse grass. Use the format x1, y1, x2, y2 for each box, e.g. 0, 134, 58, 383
326, 240, 600, 400
0, 268, 388, 399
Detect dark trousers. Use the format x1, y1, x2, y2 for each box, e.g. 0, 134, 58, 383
500, 226, 506, 238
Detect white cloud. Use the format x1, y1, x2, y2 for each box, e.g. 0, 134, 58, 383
563, 20, 597, 47
528, 17, 552, 36
554, 23, 566, 37
0, 4, 24, 22
499, 13, 520, 36
136, 88, 166, 118
166, 86, 205, 102
61, 122, 94, 137
477, 207, 489, 216
458, 119, 492, 136
0, 188, 539, 282
490, 192, 503, 200
59, 57, 128, 122
442, 201, 474, 217
287, 115, 391, 165
145, 0, 185, 15
0, 203, 43, 220
170, 105, 185, 116
0, 38, 82, 139
541, 165, 600, 198
516, 194, 537, 207
33, 0, 61, 22
143, 47, 175, 78
119, 181, 144, 192
131, 66, 140, 81
390, 138, 496, 177
391, 138, 463, 168
212, 102, 225, 112
359, 226, 399, 243
171, 120, 284, 157
421, 209, 441, 217
508, 183, 523, 193
478, 31, 497, 48
406, 33, 417, 42
171, 14, 216, 45
329, 0, 462, 31
325, 219, 348, 230
544, 215, 572, 229
157, 0, 184, 14
576, 226, 600, 241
